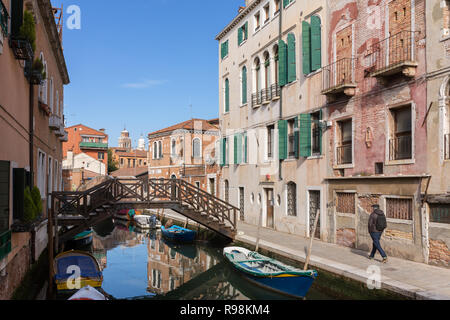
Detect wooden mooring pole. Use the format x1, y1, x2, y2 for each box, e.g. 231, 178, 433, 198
304, 210, 320, 271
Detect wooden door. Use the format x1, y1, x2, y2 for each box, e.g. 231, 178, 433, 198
309, 190, 321, 239
265, 188, 274, 229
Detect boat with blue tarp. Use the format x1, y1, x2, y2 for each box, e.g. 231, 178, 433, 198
54, 250, 103, 292
223, 246, 318, 298
161, 225, 196, 242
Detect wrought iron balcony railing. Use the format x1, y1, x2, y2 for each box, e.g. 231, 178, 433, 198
322, 58, 356, 96
252, 83, 281, 107
271, 83, 280, 99
445, 134, 450, 160
389, 134, 412, 161
369, 30, 419, 78
0, 0, 8, 37
336, 144, 352, 165
261, 87, 271, 103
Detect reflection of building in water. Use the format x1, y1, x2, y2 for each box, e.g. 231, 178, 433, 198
146, 237, 217, 295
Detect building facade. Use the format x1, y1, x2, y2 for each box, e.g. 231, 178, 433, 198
111, 130, 148, 170
147, 119, 221, 195
0, 0, 69, 298
62, 124, 108, 191
218, 0, 449, 267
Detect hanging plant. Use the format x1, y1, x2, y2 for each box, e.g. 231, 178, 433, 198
19, 10, 36, 53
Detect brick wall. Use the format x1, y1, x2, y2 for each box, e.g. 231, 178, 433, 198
0, 245, 31, 300
429, 239, 450, 268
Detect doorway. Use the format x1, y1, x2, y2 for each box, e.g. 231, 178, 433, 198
265, 188, 274, 229
209, 178, 215, 197
239, 187, 245, 221
308, 190, 321, 239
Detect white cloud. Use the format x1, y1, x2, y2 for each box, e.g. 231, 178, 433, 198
122, 79, 168, 89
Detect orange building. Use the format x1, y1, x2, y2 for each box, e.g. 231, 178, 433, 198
147, 119, 221, 195
62, 124, 109, 190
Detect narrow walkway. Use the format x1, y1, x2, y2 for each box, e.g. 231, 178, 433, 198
235, 222, 450, 300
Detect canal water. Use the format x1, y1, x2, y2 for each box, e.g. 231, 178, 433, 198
57, 218, 403, 300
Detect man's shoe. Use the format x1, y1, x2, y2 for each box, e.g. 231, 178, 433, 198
382, 257, 388, 263
368, 255, 374, 260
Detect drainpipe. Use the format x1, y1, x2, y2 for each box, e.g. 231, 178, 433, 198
29, 78, 34, 187
278, 5, 283, 181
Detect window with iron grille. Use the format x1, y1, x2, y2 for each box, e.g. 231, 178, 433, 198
287, 182, 297, 216
336, 192, 355, 214
267, 124, 274, 158
386, 197, 413, 220
429, 204, 450, 224
337, 119, 352, 165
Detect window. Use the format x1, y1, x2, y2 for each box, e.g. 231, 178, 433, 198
241, 66, 247, 104
158, 141, 162, 159
336, 192, 355, 214
220, 137, 228, 166
192, 138, 201, 158
386, 197, 413, 220
120, 158, 124, 165
264, 51, 271, 89
287, 182, 297, 216
287, 118, 296, 157
49, 78, 54, 113
267, 124, 274, 158
337, 119, 352, 165
37, 150, 46, 199
254, 12, 261, 31
273, 45, 279, 85
274, 0, 280, 14
153, 142, 157, 159
429, 204, 450, 224
254, 58, 261, 93
128, 159, 131, 168
171, 138, 176, 156
302, 15, 322, 75
238, 22, 248, 46
389, 106, 412, 161
98, 152, 104, 160
264, 4, 270, 23
299, 111, 323, 157
221, 40, 228, 59
311, 112, 322, 155
441, 0, 450, 37
224, 78, 230, 113
133, 159, 136, 168
195, 181, 200, 189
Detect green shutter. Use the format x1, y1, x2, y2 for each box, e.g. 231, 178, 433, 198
278, 39, 288, 86
278, 120, 288, 160
245, 22, 248, 40
225, 79, 229, 113
234, 135, 238, 164
235, 133, 243, 164
299, 114, 312, 157
242, 67, 247, 104
220, 138, 226, 166
244, 132, 248, 163
287, 33, 296, 83
294, 116, 300, 158
221, 40, 229, 59
238, 26, 243, 46
302, 21, 311, 75
311, 16, 322, 72
283, 0, 291, 8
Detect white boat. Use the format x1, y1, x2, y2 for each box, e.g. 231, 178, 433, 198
68, 286, 107, 300
134, 215, 161, 229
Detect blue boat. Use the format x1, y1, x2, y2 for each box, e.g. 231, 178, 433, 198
68, 229, 93, 246
160, 225, 196, 242
223, 246, 318, 299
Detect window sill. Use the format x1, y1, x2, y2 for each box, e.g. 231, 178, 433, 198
304, 68, 322, 79
222, 55, 229, 61
239, 40, 247, 47
429, 222, 450, 230
307, 155, 323, 160
386, 218, 413, 225
284, 80, 298, 88
223, 111, 230, 115
284, 0, 296, 10
240, 103, 248, 108
333, 163, 354, 169
385, 159, 415, 166
283, 158, 297, 163
336, 212, 356, 218
254, 27, 261, 35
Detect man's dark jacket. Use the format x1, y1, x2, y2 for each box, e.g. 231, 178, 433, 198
368, 209, 385, 233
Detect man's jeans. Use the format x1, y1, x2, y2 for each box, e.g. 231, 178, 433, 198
369, 232, 387, 258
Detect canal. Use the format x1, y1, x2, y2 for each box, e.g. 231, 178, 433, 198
50, 217, 405, 300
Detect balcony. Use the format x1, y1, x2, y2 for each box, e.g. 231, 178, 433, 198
389, 135, 412, 161
322, 58, 356, 98
445, 134, 450, 160
251, 83, 281, 108
49, 114, 61, 130
336, 144, 353, 165
38, 100, 50, 116
0, 0, 8, 37
369, 31, 419, 79
55, 123, 64, 137
79, 141, 108, 150
9, 38, 33, 61
59, 130, 68, 142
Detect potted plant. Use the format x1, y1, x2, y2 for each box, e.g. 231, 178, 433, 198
29, 57, 46, 85
18, 10, 36, 52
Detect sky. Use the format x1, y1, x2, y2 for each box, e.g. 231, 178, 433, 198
51, 0, 244, 148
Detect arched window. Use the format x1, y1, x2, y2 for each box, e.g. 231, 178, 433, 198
264, 51, 271, 89
171, 138, 176, 156
224, 78, 230, 113
158, 141, 162, 159
241, 66, 247, 105
153, 142, 157, 159
192, 138, 201, 158
287, 182, 297, 216
273, 45, 279, 84
254, 57, 261, 92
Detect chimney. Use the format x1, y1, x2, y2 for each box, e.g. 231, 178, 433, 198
99, 128, 105, 133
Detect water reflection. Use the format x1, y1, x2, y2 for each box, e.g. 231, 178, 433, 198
78, 218, 325, 300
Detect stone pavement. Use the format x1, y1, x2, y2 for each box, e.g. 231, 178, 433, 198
235, 221, 450, 300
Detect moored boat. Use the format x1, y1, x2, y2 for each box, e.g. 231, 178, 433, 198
69, 229, 93, 246
133, 214, 161, 230
161, 225, 196, 242
54, 250, 103, 292
223, 246, 318, 299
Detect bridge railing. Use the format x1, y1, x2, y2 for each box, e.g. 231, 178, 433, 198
51, 178, 239, 231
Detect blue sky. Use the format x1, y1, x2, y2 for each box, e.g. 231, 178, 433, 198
51, 0, 244, 147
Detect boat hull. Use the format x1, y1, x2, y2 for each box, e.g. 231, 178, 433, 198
161, 225, 196, 242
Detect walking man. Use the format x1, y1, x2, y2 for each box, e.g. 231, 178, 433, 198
368, 204, 388, 263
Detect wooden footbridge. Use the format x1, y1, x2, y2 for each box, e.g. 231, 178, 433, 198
49, 178, 239, 246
